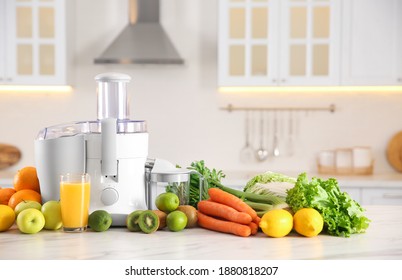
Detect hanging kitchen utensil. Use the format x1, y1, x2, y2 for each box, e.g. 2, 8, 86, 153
0, 144, 22, 169
239, 111, 255, 163
272, 111, 280, 157
256, 111, 268, 161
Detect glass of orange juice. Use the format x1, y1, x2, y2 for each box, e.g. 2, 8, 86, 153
60, 173, 91, 232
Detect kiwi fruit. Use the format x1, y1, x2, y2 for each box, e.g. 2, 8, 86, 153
177, 205, 198, 228
138, 210, 160, 234
152, 209, 167, 230
126, 210, 143, 232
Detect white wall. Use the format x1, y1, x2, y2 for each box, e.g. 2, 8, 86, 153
1, 0, 402, 176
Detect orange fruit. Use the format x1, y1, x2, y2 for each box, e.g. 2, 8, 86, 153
0, 188, 17, 205
13, 166, 41, 193
8, 189, 42, 210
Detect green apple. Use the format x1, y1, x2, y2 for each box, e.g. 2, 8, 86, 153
15, 200, 42, 217
41, 200, 62, 230
16, 208, 45, 234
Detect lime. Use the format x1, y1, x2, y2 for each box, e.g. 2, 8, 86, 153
88, 210, 112, 232
166, 210, 187, 232
155, 192, 179, 213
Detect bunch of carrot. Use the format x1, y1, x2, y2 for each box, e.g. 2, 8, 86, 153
197, 188, 260, 237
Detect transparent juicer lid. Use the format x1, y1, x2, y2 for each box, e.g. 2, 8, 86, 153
36, 73, 147, 140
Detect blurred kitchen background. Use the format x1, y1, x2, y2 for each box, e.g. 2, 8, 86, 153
1, 0, 402, 178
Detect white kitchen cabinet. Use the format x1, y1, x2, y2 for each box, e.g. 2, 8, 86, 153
340, 187, 361, 204
0, 181, 13, 189
218, 0, 341, 87
341, 0, 402, 85
0, 1, 6, 82
361, 188, 402, 205
342, 186, 402, 206
0, 0, 72, 85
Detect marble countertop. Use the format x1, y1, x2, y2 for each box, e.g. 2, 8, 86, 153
0, 205, 401, 260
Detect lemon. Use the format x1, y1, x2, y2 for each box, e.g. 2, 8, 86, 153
259, 209, 293, 238
293, 208, 324, 237
0, 205, 16, 232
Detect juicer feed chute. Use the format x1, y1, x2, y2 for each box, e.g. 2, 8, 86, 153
96, 72, 131, 121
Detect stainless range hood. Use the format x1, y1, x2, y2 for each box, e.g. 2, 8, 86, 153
94, 0, 184, 65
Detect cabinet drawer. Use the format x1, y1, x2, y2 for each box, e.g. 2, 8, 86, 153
362, 188, 402, 205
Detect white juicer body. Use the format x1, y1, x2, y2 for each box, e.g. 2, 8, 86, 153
86, 132, 148, 226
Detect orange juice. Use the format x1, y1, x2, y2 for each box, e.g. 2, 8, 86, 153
60, 177, 91, 231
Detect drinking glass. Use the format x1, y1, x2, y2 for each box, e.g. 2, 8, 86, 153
60, 173, 91, 232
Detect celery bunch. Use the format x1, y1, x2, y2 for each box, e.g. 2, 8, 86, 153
187, 160, 226, 209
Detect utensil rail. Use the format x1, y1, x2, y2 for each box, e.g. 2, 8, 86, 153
220, 104, 336, 113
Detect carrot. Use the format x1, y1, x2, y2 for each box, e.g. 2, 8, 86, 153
248, 222, 258, 235
253, 215, 261, 225
198, 200, 252, 225
208, 188, 258, 221
197, 212, 251, 237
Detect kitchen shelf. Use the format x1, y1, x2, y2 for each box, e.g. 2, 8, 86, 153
220, 103, 336, 113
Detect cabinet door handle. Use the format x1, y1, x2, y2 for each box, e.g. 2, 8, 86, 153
398, 78, 402, 82
281, 79, 286, 83
382, 193, 402, 199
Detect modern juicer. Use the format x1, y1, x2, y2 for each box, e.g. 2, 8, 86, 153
34, 73, 191, 226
